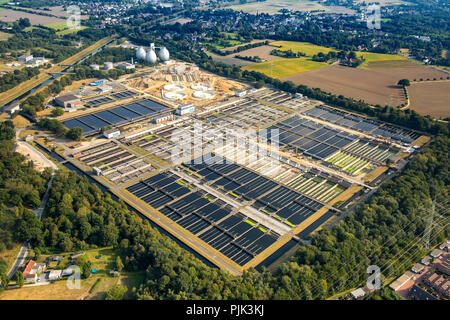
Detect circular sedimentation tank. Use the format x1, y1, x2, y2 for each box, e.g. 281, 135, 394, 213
163, 91, 187, 101
192, 90, 215, 100
190, 83, 212, 91
163, 84, 185, 91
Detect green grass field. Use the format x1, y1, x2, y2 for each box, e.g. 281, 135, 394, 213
242, 57, 328, 78
270, 41, 336, 57
44, 22, 69, 30
56, 26, 88, 36
44, 22, 88, 36
355, 51, 408, 68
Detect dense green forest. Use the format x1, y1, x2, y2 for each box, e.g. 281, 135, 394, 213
0, 120, 50, 286
0, 68, 40, 93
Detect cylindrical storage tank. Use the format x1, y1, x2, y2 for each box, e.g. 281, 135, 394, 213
104, 62, 113, 70
145, 49, 157, 64
159, 47, 170, 61
136, 46, 146, 60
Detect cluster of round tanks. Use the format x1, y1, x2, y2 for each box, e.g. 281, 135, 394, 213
136, 45, 170, 64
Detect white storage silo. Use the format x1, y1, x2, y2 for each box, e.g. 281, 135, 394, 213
136, 46, 146, 60
145, 49, 157, 64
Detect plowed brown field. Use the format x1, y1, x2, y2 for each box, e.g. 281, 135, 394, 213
281, 61, 448, 107
408, 81, 450, 119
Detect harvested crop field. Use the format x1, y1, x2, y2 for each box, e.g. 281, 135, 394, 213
281, 63, 448, 107
0, 9, 65, 25
226, 0, 355, 15
19, 5, 89, 19
206, 51, 253, 67
408, 81, 450, 119
231, 45, 283, 61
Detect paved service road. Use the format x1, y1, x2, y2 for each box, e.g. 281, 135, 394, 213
7, 243, 29, 280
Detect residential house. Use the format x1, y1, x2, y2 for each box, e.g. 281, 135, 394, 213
421, 256, 432, 266
411, 263, 425, 274
436, 254, 450, 276
22, 260, 45, 283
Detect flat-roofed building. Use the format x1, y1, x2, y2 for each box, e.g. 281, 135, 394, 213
117, 62, 135, 70
103, 128, 120, 139
389, 271, 414, 291
176, 103, 194, 115
350, 288, 366, 300
18, 54, 33, 63
4, 103, 20, 114
439, 240, 450, 252
436, 254, 450, 275
431, 248, 444, 258
411, 263, 425, 274
421, 255, 432, 266
55, 94, 81, 108
48, 270, 62, 281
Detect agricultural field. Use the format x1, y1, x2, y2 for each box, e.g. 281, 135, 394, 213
240, 41, 411, 79
408, 81, 450, 119
356, 52, 409, 68
242, 57, 328, 78
270, 41, 336, 57
206, 44, 280, 67
45, 21, 88, 35
353, 0, 412, 4
0, 9, 65, 25
225, 0, 355, 15
220, 39, 270, 53
0, 30, 12, 41
281, 62, 448, 107
206, 50, 253, 67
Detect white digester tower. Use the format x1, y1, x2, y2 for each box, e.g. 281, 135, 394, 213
136, 46, 146, 60
135, 43, 170, 64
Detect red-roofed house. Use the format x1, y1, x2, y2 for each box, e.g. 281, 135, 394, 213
22, 260, 44, 283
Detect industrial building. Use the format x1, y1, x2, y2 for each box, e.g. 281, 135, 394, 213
55, 94, 82, 108
176, 103, 194, 115
117, 62, 136, 70
104, 62, 114, 70
4, 103, 20, 115
104, 128, 120, 139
